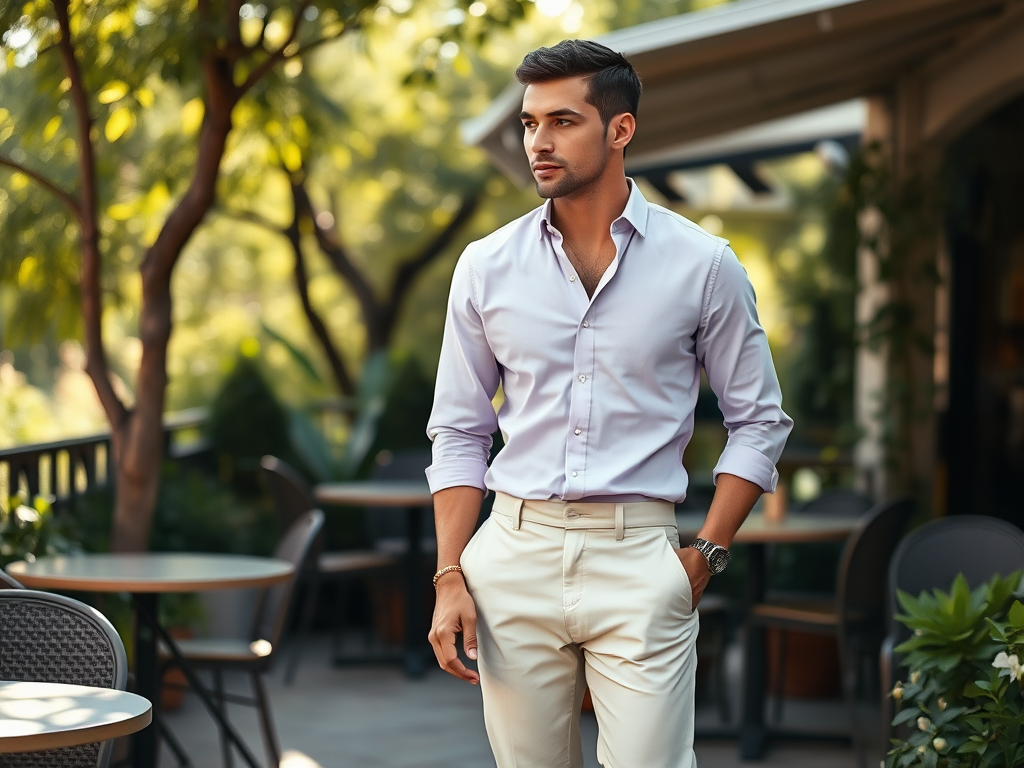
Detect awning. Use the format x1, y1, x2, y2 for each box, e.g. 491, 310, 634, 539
464, 0, 1007, 184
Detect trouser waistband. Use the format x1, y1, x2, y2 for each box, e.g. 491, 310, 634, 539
491, 492, 676, 541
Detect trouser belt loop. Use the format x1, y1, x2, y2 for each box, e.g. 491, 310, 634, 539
614, 503, 625, 541
511, 497, 524, 530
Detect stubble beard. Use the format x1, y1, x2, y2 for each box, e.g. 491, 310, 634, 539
534, 148, 608, 200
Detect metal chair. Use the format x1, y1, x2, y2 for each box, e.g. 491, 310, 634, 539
160, 509, 324, 768
0, 588, 129, 768
0, 568, 26, 588
880, 516, 1024, 748
258, 456, 397, 682
749, 496, 915, 766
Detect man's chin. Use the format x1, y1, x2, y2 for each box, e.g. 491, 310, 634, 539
534, 178, 572, 199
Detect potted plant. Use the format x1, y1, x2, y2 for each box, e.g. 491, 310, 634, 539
886, 571, 1024, 767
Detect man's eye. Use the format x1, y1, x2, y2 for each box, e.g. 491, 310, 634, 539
557, 119, 572, 126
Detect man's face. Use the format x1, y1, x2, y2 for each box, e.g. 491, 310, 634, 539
520, 76, 610, 199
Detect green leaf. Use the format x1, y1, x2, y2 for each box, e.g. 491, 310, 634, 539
260, 321, 324, 385
1008, 600, 1024, 628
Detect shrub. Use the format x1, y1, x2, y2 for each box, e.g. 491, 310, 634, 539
886, 571, 1024, 768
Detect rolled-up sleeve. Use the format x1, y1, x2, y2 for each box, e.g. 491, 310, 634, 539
425, 246, 500, 493
696, 244, 794, 493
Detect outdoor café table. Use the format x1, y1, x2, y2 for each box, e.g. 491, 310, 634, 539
676, 510, 859, 759
7, 553, 293, 768
0, 681, 151, 754
313, 480, 434, 678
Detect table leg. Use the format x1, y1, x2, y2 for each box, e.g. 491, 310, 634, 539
403, 505, 428, 678
740, 544, 768, 759
133, 593, 160, 768
132, 595, 266, 768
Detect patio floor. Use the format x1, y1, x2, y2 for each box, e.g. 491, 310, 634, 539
158, 633, 881, 767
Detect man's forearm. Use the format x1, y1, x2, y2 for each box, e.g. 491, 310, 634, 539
697, 473, 763, 547
434, 485, 486, 578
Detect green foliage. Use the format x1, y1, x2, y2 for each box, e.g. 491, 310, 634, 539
776, 161, 859, 446
886, 572, 1024, 768
205, 350, 297, 492
0, 490, 81, 568
150, 461, 278, 556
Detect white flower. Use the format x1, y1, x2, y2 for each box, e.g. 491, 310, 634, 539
993, 651, 1022, 682
917, 716, 931, 732
910, 670, 921, 685
933, 737, 948, 752
891, 682, 904, 701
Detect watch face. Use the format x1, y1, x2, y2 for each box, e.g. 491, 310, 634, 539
708, 548, 730, 574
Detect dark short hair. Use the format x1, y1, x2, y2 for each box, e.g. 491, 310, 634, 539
515, 39, 642, 128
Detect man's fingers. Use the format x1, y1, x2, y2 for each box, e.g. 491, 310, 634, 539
429, 621, 479, 683
442, 642, 479, 684
463, 613, 478, 661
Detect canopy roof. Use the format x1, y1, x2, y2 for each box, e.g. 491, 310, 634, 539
464, 0, 1009, 184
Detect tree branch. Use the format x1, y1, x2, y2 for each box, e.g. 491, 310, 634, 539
381, 190, 483, 340
214, 199, 354, 394
213, 205, 287, 235
284, 208, 355, 396
291, 177, 384, 345
0, 154, 82, 222
52, 0, 127, 428
236, 2, 311, 96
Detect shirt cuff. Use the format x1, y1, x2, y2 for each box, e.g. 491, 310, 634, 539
425, 458, 489, 494
712, 443, 780, 493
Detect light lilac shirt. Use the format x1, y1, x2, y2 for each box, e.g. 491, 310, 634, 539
425, 181, 793, 502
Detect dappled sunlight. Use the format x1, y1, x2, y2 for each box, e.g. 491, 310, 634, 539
0, 682, 147, 738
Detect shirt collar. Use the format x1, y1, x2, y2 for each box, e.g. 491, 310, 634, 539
537, 178, 650, 241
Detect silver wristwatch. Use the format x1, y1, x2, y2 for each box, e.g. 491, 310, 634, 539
688, 538, 731, 575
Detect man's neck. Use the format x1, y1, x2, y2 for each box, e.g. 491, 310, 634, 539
549, 174, 630, 249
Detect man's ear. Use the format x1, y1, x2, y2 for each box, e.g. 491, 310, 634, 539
609, 113, 636, 150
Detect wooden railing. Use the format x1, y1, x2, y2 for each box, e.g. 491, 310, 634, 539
0, 407, 209, 513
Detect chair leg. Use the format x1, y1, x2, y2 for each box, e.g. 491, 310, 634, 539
252, 671, 282, 768
715, 634, 731, 724
158, 719, 194, 768
213, 668, 234, 768
331, 578, 352, 659
285, 568, 321, 686
771, 629, 788, 724
841, 636, 865, 768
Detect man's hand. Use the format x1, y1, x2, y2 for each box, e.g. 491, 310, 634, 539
428, 575, 480, 684
675, 546, 711, 609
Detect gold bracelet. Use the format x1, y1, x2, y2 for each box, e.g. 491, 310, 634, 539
432, 564, 463, 587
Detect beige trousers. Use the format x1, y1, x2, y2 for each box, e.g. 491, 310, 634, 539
460, 492, 699, 768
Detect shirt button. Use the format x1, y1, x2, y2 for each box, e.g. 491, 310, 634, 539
571, 471, 578, 477
574, 428, 582, 435
578, 374, 587, 383
569, 275, 577, 282
582, 321, 589, 328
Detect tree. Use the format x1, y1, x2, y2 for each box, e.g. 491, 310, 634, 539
0, 0, 381, 552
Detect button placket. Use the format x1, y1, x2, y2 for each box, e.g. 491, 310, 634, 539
563, 302, 595, 498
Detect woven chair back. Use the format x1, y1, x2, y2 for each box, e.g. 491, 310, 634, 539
0, 589, 128, 768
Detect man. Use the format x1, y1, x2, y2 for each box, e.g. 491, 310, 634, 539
425, 39, 792, 768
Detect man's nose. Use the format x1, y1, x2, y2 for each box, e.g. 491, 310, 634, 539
528, 124, 554, 155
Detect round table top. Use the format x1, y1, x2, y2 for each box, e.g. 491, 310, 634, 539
314, 480, 434, 507
0, 681, 151, 754
676, 510, 858, 544
7, 553, 294, 593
